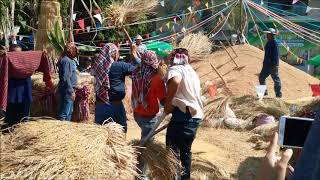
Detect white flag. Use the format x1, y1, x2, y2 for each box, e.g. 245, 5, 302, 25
306, 6, 312, 13
72, 13, 77, 21
86, 26, 91, 32
160, 0, 164, 7
187, 6, 192, 12
260, 0, 264, 5
93, 14, 103, 23
19, 36, 23, 41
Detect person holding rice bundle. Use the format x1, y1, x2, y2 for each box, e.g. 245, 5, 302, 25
58, 43, 79, 121
93, 43, 135, 133
131, 50, 166, 178
164, 48, 203, 180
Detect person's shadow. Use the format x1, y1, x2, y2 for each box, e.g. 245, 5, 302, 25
233, 157, 263, 180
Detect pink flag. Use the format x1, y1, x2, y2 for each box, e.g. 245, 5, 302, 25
292, 0, 299, 4
77, 19, 85, 32
173, 17, 177, 23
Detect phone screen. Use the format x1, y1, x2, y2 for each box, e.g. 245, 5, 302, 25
283, 118, 313, 147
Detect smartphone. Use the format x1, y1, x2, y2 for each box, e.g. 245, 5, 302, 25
278, 116, 314, 148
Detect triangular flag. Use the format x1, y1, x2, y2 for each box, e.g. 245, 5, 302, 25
292, 0, 299, 4
19, 36, 23, 41
77, 19, 85, 31
225, 2, 228, 6
195, 0, 199, 8
192, 17, 196, 23
172, 26, 175, 32
205, 1, 209, 8
306, 6, 312, 13
166, 22, 170, 29
160, 0, 164, 7
187, 6, 192, 12
126, 40, 129, 46
72, 13, 77, 21
86, 26, 91, 32
260, 0, 264, 5
198, 10, 203, 17
96, 22, 101, 29
159, 27, 163, 32
181, 27, 186, 33
173, 17, 177, 23
93, 14, 102, 23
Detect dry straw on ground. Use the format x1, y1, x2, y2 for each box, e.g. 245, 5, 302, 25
178, 33, 212, 62
106, 0, 159, 26
0, 120, 138, 180
132, 140, 181, 180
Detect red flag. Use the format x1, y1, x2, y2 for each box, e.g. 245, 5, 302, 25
77, 19, 85, 32
195, 0, 199, 8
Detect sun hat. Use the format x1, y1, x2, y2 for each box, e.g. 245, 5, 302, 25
263, 28, 277, 35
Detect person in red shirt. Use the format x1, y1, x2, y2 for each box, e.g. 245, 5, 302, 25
131, 50, 166, 178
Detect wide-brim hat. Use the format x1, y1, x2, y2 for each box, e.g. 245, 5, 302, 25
263, 28, 277, 35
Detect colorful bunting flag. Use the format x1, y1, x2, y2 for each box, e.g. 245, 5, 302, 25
159, 27, 163, 32
192, 17, 196, 23
173, 17, 177, 23
306, 6, 312, 13
172, 26, 176, 32
19, 36, 23, 41
260, 0, 264, 5
205, 0, 209, 8
160, 0, 164, 7
72, 13, 77, 21
77, 19, 85, 31
93, 14, 102, 24
96, 22, 101, 29
187, 6, 192, 12
181, 27, 186, 33
195, 0, 199, 8
198, 10, 203, 17
86, 26, 91, 32
166, 22, 170, 29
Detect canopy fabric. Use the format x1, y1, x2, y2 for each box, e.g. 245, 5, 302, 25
146, 41, 173, 58
308, 55, 320, 66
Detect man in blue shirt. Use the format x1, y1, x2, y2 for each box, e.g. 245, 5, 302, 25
58, 43, 79, 121
259, 28, 282, 98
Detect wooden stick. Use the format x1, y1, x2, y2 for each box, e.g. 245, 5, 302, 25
69, 0, 75, 42
219, 41, 239, 68
210, 63, 228, 86
221, 31, 238, 57
122, 27, 133, 44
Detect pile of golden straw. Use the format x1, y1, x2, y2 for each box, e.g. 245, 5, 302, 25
178, 32, 212, 62
0, 120, 137, 180
106, 0, 159, 26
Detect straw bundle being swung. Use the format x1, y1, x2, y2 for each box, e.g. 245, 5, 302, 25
178, 32, 212, 62
106, 0, 159, 27
132, 140, 181, 180
0, 120, 138, 180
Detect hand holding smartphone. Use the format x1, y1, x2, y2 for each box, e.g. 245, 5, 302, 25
278, 116, 314, 148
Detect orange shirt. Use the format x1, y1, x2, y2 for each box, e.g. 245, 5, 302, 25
134, 74, 166, 117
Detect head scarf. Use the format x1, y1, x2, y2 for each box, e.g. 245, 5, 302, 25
131, 50, 160, 109
170, 48, 190, 66
92, 43, 119, 103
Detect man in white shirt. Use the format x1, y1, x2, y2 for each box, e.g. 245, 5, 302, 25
131, 35, 147, 65
164, 48, 203, 180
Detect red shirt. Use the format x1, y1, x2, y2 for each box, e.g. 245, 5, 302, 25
134, 74, 166, 117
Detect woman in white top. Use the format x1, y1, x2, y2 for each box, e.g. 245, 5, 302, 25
164, 48, 203, 180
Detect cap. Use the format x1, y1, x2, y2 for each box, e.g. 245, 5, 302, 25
263, 28, 277, 35
136, 35, 143, 40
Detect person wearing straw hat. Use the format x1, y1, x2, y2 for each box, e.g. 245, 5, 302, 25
131, 50, 166, 179
164, 48, 203, 180
131, 35, 147, 65
93, 43, 136, 133
259, 28, 282, 98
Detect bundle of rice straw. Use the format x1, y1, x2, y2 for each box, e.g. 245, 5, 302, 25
132, 140, 181, 180
0, 120, 138, 180
178, 32, 212, 62
106, 0, 159, 26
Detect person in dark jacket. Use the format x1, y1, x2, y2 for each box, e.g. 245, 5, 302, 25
259, 28, 282, 98
58, 43, 79, 121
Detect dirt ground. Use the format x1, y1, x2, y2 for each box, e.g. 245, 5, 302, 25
194, 44, 319, 100
127, 120, 266, 180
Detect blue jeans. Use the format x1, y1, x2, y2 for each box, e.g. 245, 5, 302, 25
95, 102, 127, 133
166, 107, 201, 180
134, 114, 157, 176
259, 65, 282, 97
58, 94, 74, 121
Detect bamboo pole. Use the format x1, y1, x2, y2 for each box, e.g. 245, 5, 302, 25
210, 63, 228, 86
219, 41, 239, 68
69, 0, 75, 42
221, 31, 238, 57
122, 27, 133, 44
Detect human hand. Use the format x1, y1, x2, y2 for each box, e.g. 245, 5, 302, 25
257, 132, 293, 180
70, 91, 76, 101
164, 102, 173, 115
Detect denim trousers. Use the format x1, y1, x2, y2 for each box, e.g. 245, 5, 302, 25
95, 102, 127, 133
58, 94, 74, 121
259, 65, 282, 97
134, 114, 157, 176
166, 107, 201, 180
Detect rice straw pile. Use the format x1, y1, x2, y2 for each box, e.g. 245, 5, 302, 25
178, 32, 212, 62
106, 0, 159, 26
132, 140, 181, 180
0, 120, 138, 180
